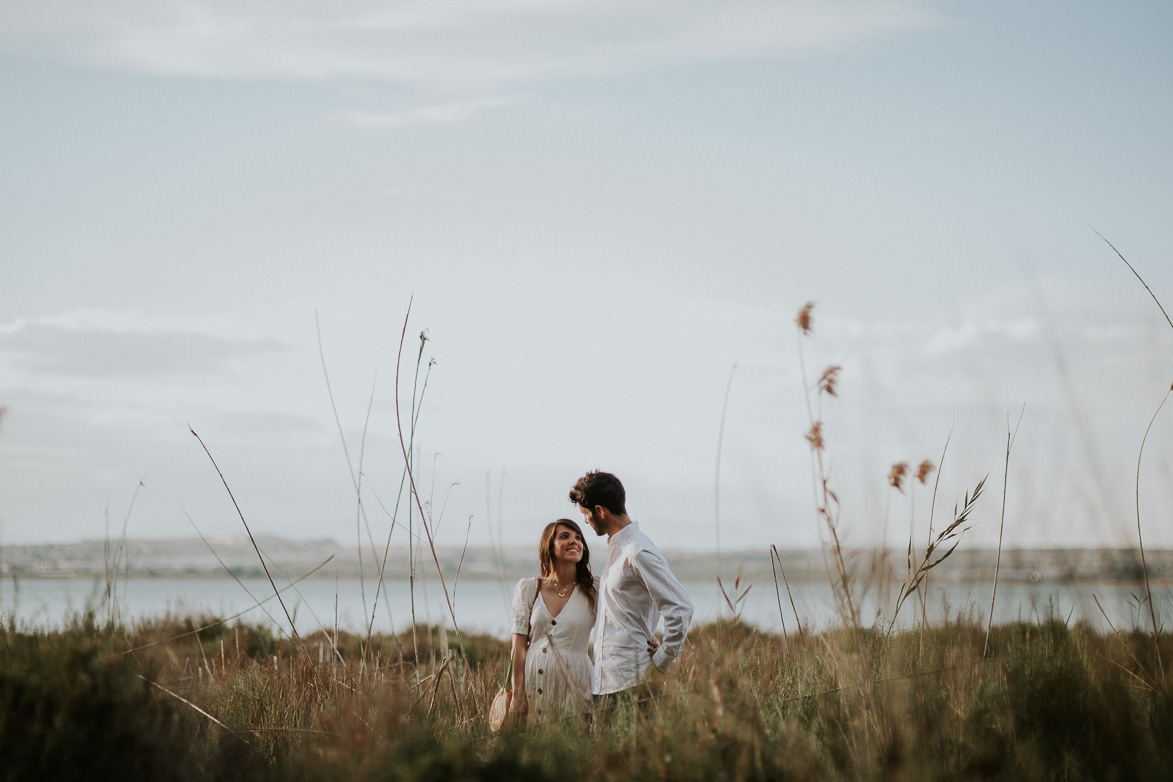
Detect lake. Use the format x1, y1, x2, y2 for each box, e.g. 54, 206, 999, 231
5, 572, 1170, 640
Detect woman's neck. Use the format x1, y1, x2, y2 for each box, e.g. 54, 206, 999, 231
551, 561, 577, 587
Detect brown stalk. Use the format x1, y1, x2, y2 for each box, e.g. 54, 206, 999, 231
1095, 229, 1173, 330
714, 362, 736, 579
920, 429, 951, 632
1134, 384, 1171, 677
183, 509, 287, 635
795, 303, 860, 634
1092, 593, 1157, 691
1098, 231, 1171, 681
983, 405, 1024, 659
770, 544, 808, 651
139, 674, 240, 738
315, 313, 374, 635
189, 426, 319, 679
890, 475, 984, 636
393, 298, 467, 669
103, 479, 144, 628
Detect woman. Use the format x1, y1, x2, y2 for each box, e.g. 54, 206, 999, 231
508, 519, 596, 721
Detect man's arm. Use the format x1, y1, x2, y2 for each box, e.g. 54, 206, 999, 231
633, 549, 694, 672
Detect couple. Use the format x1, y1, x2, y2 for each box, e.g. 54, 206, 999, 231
507, 470, 694, 721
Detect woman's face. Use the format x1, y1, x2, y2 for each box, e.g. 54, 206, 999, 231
551, 524, 584, 566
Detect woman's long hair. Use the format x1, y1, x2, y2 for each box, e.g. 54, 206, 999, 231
538, 519, 596, 611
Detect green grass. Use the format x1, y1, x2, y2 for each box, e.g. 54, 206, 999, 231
3, 611, 1173, 781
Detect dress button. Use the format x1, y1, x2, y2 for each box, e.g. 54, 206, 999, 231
542, 648, 547, 653
537, 688, 543, 695
551, 620, 557, 625
538, 669, 543, 675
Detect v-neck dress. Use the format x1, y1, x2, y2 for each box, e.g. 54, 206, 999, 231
510, 576, 595, 719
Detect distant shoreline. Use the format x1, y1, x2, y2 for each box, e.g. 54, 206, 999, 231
3, 537, 1171, 584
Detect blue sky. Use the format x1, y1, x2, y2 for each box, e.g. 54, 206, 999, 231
1, 1, 1171, 555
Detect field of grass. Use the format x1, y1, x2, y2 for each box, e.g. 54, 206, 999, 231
3, 608, 1173, 781
6, 278, 1170, 780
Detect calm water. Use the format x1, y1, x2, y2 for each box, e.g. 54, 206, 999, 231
4, 573, 1170, 639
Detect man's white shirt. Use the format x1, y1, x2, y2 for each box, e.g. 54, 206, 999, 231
591, 521, 694, 695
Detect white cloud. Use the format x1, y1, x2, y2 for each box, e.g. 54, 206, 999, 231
0, 311, 289, 379
923, 319, 1043, 354
1, 309, 224, 335
334, 94, 529, 129
0, 0, 947, 88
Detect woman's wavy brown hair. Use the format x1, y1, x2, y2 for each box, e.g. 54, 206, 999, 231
538, 519, 596, 611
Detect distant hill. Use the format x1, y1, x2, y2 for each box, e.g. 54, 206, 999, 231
3, 537, 1171, 584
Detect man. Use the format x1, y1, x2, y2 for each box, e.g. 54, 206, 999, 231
569, 470, 693, 712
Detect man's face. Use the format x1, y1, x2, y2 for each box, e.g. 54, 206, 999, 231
579, 504, 606, 537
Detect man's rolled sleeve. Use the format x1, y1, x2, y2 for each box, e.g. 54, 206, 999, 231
652, 642, 676, 673
635, 549, 694, 673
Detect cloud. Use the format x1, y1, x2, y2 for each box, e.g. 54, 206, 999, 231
334, 94, 529, 129
923, 319, 1043, 354
0, 0, 946, 88
0, 311, 289, 380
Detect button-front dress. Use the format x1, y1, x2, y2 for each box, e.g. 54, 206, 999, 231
510, 576, 595, 720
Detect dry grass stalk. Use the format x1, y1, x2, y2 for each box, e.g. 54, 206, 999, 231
102, 480, 143, 628
1097, 229, 1173, 330
983, 406, 1024, 659
804, 421, 824, 451
717, 565, 752, 623
796, 301, 814, 334
794, 301, 871, 735
714, 363, 737, 578
920, 431, 952, 631
1134, 383, 1171, 679
315, 313, 376, 650
394, 299, 467, 671
1092, 594, 1160, 693
891, 476, 985, 626
770, 544, 808, 652
190, 426, 321, 684
887, 462, 909, 493
1098, 232, 1172, 686
817, 365, 841, 397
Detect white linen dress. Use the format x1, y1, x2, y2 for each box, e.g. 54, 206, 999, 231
510, 576, 595, 719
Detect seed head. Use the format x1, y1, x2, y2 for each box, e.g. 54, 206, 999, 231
916, 460, 935, 484
805, 421, 824, 452
888, 462, 909, 493
796, 302, 815, 335
818, 365, 841, 397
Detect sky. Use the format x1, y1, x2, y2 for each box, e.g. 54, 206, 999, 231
1, 1, 1172, 557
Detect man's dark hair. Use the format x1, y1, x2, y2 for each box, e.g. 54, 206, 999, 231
569, 470, 627, 516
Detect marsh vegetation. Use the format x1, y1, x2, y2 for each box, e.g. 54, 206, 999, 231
4, 611, 1173, 780
5, 248, 1171, 780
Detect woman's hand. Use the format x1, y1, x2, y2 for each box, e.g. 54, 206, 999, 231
509, 689, 528, 718
509, 633, 529, 719
647, 635, 662, 655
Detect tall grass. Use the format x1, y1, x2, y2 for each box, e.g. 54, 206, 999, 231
5, 612, 1173, 780
6, 262, 1171, 781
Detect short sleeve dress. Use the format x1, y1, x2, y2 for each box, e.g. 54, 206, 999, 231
510, 576, 595, 719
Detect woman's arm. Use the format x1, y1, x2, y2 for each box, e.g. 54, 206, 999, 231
509, 633, 529, 716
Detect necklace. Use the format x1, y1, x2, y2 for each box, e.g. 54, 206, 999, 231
550, 579, 573, 598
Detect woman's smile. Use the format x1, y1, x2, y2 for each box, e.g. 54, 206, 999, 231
553, 527, 584, 563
